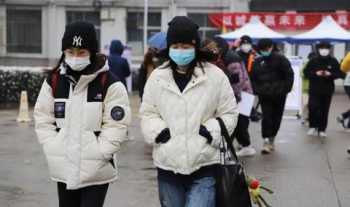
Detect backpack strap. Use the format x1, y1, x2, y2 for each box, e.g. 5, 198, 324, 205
50, 70, 60, 97
100, 72, 108, 100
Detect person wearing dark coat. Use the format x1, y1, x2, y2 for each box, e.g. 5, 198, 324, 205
202, 37, 257, 157
108, 40, 131, 89
250, 38, 294, 154
304, 41, 343, 137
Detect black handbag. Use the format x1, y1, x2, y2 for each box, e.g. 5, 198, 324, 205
215, 117, 252, 207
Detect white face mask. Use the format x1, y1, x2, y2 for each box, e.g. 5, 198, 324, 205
319, 49, 330, 57
65, 56, 91, 71
240, 44, 252, 53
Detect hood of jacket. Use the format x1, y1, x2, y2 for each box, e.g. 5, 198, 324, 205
109, 40, 124, 55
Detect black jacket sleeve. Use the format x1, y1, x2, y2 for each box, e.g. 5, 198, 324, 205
280, 56, 294, 93
303, 59, 319, 80
250, 60, 260, 95
328, 58, 344, 80
122, 59, 131, 78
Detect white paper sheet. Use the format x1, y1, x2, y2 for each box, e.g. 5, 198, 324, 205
238, 92, 255, 116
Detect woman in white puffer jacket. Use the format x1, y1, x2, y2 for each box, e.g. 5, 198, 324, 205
140, 16, 238, 207
34, 21, 131, 207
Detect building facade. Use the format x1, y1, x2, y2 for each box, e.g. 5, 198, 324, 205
0, 0, 249, 66
2, 0, 348, 67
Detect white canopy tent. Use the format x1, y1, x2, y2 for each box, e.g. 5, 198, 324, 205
219, 17, 289, 42
290, 16, 350, 43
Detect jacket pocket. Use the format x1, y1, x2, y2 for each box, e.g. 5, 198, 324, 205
43, 131, 67, 180
43, 129, 65, 157
190, 134, 218, 166
153, 136, 183, 167
82, 131, 105, 161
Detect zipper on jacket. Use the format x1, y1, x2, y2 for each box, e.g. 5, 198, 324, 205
184, 97, 190, 171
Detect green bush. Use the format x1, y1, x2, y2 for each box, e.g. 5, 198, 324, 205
0, 70, 46, 105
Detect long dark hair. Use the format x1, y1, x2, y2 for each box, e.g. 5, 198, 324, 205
142, 48, 157, 69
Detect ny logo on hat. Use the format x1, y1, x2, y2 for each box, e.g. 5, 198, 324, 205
72, 36, 83, 47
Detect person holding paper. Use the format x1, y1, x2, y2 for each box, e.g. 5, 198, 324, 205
223, 47, 256, 157
202, 37, 256, 157
251, 38, 294, 154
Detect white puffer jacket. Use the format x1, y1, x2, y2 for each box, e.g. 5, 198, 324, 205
34, 63, 131, 189
140, 62, 238, 175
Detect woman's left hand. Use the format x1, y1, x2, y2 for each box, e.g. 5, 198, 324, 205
199, 125, 213, 144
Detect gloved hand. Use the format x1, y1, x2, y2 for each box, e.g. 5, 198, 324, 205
155, 128, 171, 144
199, 125, 213, 144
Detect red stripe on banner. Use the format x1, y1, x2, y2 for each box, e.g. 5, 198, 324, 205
208, 12, 350, 31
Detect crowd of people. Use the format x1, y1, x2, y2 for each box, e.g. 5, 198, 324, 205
33, 16, 350, 207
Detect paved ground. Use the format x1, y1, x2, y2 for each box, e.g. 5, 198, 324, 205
0, 94, 349, 207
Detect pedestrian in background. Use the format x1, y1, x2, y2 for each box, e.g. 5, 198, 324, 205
34, 21, 131, 207
337, 52, 350, 132
341, 52, 350, 72
138, 47, 165, 100
140, 16, 238, 207
304, 41, 343, 137
108, 39, 131, 89
237, 35, 262, 123
339, 52, 350, 154
250, 38, 294, 154
203, 37, 256, 157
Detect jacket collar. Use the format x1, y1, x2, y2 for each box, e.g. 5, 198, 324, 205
157, 63, 208, 96
59, 61, 109, 93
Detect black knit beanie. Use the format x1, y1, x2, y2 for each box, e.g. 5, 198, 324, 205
167, 16, 200, 48
316, 41, 331, 49
62, 21, 98, 53
240, 35, 253, 45
257, 38, 274, 50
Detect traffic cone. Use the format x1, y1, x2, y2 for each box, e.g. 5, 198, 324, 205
17, 91, 32, 122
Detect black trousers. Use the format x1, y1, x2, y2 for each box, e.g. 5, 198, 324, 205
308, 93, 333, 132
232, 115, 251, 147
57, 182, 109, 207
259, 95, 287, 139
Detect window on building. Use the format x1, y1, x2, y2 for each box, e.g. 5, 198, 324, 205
127, 12, 161, 56
66, 11, 101, 48
187, 13, 220, 41
6, 9, 42, 53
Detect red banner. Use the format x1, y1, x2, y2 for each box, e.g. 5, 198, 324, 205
209, 12, 350, 31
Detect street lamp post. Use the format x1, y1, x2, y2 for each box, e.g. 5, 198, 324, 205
143, 0, 148, 54
171, 0, 176, 18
